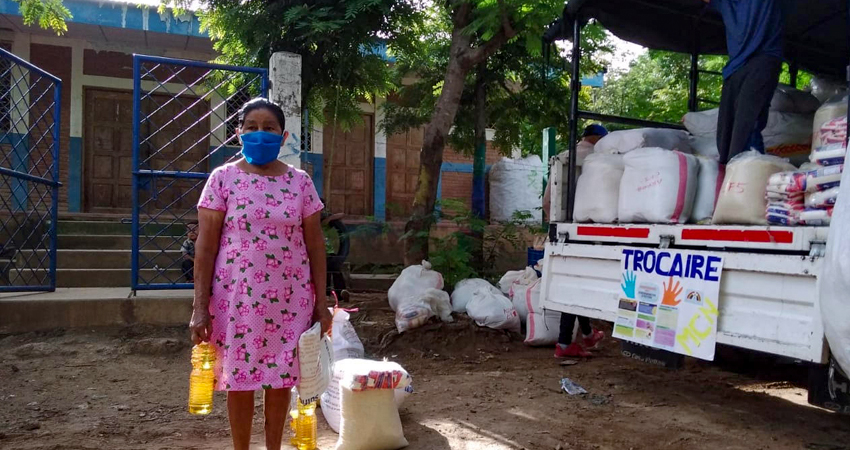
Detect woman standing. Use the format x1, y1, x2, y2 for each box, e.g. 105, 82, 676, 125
189, 98, 332, 450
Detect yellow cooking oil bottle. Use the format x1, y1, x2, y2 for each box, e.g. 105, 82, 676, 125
188, 342, 216, 415
292, 396, 317, 450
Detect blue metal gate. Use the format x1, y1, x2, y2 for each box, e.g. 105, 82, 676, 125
131, 55, 269, 290
0, 48, 61, 292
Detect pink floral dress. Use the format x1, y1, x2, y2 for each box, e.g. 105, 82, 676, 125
198, 162, 323, 391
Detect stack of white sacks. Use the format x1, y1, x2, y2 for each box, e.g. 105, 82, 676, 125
574, 127, 719, 224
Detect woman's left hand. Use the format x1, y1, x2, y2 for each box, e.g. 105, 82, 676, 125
313, 304, 333, 336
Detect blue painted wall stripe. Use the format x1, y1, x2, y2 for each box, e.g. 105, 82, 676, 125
67, 137, 82, 212
0, 0, 206, 37
373, 157, 386, 221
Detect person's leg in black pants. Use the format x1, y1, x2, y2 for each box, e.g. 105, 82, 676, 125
182, 259, 194, 283
716, 55, 782, 165
555, 313, 601, 358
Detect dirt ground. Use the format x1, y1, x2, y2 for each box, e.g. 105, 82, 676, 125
1, 293, 849, 450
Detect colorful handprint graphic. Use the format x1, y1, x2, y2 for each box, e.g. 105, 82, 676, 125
621, 271, 637, 299
661, 276, 683, 306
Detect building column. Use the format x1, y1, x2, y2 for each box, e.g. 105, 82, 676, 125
269, 52, 302, 169
373, 97, 387, 221
67, 38, 84, 212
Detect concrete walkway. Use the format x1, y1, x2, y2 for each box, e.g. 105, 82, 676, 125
0, 288, 193, 333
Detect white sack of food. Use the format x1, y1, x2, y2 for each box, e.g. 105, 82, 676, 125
683, 108, 719, 138
770, 85, 821, 114
713, 151, 796, 225
689, 136, 720, 159
452, 279, 501, 313
515, 280, 560, 346
498, 270, 524, 294
387, 260, 444, 312
466, 287, 521, 333
594, 128, 692, 155
329, 359, 411, 449
685, 108, 814, 149
573, 153, 625, 223
489, 155, 545, 223
321, 360, 413, 435
692, 156, 720, 223
762, 111, 814, 149
819, 163, 850, 375
617, 148, 698, 224
297, 322, 334, 405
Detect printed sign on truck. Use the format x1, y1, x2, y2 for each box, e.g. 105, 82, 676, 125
613, 248, 724, 361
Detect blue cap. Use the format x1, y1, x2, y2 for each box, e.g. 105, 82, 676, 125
582, 124, 608, 138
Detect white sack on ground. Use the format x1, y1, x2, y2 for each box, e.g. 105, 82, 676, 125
713, 151, 796, 225
387, 260, 444, 312
466, 287, 521, 333
330, 359, 411, 449
692, 156, 720, 224
489, 155, 544, 223
518, 280, 560, 346
394, 289, 453, 333
451, 278, 501, 313
820, 164, 850, 374
573, 153, 625, 223
594, 128, 692, 154
618, 148, 698, 224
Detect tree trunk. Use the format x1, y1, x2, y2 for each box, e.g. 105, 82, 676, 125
403, 2, 515, 266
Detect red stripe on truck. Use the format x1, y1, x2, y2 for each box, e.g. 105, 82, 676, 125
680, 228, 794, 244
576, 226, 651, 239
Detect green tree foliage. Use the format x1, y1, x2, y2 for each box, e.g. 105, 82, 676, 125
382, 7, 612, 158
167, 0, 423, 129
15, 0, 71, 34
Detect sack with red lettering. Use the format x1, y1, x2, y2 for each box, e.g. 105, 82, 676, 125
618, 148, 699, 224
713, 151, 796, 225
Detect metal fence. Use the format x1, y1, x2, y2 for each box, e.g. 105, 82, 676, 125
132, 54, 269, 290
0, 48, 61, 292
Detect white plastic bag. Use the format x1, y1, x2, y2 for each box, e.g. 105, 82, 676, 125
683, 108, 719, 138
812, 95, 848, 151
466, 287, 521, 333
713, 151, 796, 225
489, 155, 545, 223
297, 322, 334, 405
811, 76, 848, 103
387, 260, 444, 312
451, 279, 501, 313
762, 111, 814, 149
508, 267, 539, 321
692, 156, 720, 223
805, 187, 840, 209
573, 153, 625, 223
331, 309, 365, 361
594, 128, 692, 154
618, 148, 698, 224
819, 163, 850, 374
394, 288, 453, 333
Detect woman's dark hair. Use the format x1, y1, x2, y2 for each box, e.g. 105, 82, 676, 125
238, 97, 286, 130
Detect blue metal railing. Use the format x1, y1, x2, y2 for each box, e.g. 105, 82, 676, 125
131, 54, 268, 290
0, 47, 61, 292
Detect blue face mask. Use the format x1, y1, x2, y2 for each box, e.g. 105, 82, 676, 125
240, 131, 284, 166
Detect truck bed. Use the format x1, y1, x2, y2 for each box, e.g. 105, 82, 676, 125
541, 223, 829, 363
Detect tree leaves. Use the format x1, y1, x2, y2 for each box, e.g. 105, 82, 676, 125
16, 0, 71, 34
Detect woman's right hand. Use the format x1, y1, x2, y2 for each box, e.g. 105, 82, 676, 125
189, 307, 212, 345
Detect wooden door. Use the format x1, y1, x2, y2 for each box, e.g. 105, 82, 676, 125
386, 127, 422, 220
84, 90, 135, 212
323, 115, 373, 216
